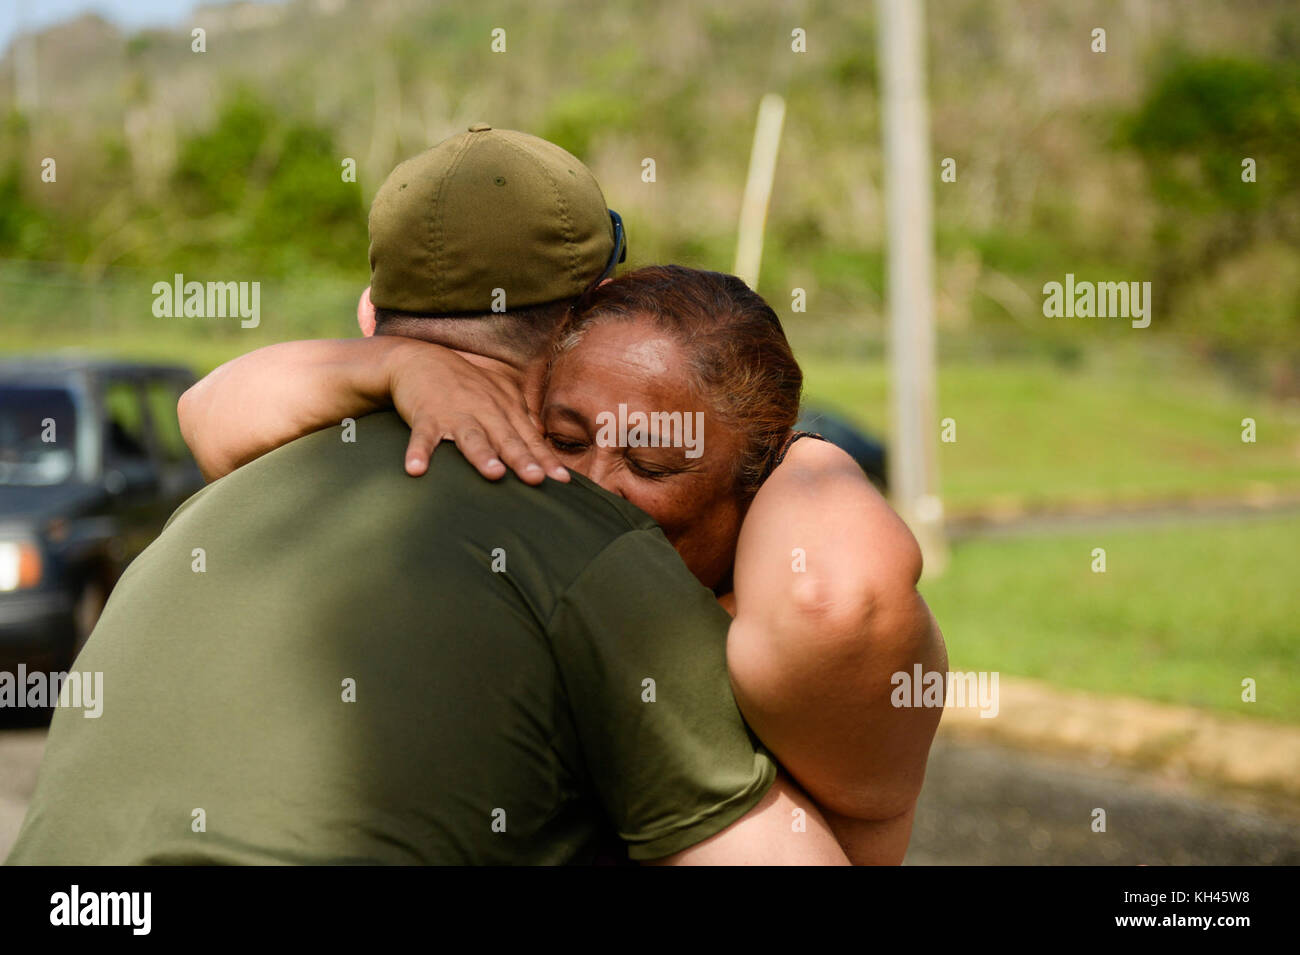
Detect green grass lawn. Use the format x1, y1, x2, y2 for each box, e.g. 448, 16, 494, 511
920, 512, 1300, 723
801, 351, 1300, 513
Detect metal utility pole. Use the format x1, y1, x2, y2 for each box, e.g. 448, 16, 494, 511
734, 93, 786, 290
877, 0, 947, 574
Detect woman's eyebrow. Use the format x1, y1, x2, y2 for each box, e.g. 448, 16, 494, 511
543, 403, 591, 429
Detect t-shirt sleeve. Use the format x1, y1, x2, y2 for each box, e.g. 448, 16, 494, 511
546, 528, 777, 860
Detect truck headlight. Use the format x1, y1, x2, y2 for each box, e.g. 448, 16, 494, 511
0, 538, 43, 592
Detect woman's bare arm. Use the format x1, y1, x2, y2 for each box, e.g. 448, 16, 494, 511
180, 339, 397, 480
724, 437, 948, 844
178, 337, 567, 484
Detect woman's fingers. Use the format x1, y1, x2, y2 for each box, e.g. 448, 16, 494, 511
505, 405, 570, 482
450, 421, 510, 481
492, 425, 567, 485
443, 407, 547, 484
404, 406, 539, 483
386, 344, 567, 483
403, 422, 442, 477
433, 406, 568, 485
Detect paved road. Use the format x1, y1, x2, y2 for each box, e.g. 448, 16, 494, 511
905, 736, 1300, 865
3, 722, 1298, 863
0, 724, 46, 859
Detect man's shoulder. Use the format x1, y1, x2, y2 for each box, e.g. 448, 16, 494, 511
327, 411, 660, 535
227, 411, 645, 517
174, 410, 668, 585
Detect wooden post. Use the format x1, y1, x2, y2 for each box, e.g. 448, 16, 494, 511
734, 93, 786, 290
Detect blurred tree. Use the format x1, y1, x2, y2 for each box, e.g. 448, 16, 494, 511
1124, 54, 1300, 368
0, 111, 51, 258
169, 88, 365, 275
173, 89, 273, 215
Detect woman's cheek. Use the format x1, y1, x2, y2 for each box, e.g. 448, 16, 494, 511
626, 486, 682, 537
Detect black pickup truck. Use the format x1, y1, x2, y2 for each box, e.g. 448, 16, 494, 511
0, 356, 203, 672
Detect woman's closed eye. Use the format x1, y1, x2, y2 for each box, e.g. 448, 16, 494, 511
548, 432, 682, 481
626, 457, 671, 480
545, 433, 588, 455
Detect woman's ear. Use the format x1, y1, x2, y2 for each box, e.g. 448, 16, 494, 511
357, 286, 376, 337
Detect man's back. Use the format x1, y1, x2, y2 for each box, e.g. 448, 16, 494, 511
7, 412, 774, 864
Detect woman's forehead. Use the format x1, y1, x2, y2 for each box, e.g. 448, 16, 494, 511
617, 337, 673, 374
558, 321, 685, 382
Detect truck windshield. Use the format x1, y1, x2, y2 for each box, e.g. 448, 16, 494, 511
0, 385, 79, 486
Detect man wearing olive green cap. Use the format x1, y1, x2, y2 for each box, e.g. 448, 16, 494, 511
8, 127, 844, 865
368, 123, 622, 315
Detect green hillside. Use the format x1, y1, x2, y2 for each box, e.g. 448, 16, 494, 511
0, 0, 1297, 379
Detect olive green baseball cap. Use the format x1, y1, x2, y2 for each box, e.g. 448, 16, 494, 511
368, 124, 622, 314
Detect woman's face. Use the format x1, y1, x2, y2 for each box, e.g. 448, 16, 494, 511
541, 317, 747, 590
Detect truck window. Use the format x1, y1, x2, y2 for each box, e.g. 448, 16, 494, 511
103, 381, 150, 464
0, 385, 78, 486
144, 379, 189, 463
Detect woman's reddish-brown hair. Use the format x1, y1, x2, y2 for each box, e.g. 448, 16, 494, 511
551, 265, 803, 499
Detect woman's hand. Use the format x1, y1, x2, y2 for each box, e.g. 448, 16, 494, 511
178, 337, 568, 485
385, 341, 569, 482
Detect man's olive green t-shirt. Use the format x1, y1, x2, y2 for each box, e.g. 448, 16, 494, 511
6, 412, 775, 865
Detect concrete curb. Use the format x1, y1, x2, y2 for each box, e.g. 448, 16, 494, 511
936, 675, 1300, 807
